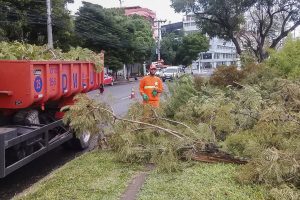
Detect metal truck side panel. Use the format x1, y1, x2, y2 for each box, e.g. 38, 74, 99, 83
0, 60, 103, 109
0, 61, 33, 109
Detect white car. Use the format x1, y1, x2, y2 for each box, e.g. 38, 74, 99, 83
155, 68, 164, 77
161, 66, 182, 82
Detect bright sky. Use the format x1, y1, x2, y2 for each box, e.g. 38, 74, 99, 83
67, 0, 184, 23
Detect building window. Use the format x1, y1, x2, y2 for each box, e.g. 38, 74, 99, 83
202, 53, 212, 59
214, 53, 220, 59
216, 62, 223, 67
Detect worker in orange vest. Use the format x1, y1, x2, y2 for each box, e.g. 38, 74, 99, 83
139, 64, 163, 108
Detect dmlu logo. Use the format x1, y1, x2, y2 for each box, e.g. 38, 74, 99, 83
62, 74, 67, 91
34, 76, 42, 92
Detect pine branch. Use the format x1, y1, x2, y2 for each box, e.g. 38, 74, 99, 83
91, 105, 185, 139
147, 116, 196, 136
149, 107, 196, 136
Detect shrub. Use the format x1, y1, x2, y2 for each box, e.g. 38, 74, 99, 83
193, 75, 208, 91
267, 38, 300, 79
269, 185, 300, 200
163, 75, 198, 118
210, 65, 244, 87
236, 148, 299, 186
241, 63, 281, 86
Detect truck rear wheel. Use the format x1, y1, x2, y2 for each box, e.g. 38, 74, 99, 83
64, 130, 91, 150
75, 131, 91, 149
13, 110, 40, 125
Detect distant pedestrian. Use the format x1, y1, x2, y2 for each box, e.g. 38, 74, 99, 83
139, 64, 163, 108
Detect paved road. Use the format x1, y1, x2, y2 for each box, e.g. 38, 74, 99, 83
89, 81, 142, 117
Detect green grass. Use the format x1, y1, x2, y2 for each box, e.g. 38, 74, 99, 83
137, 163, 268, 200
14, 151, 141, 200
14, 151, 268, 200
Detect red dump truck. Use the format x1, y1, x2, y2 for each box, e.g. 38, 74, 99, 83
0, 59, 104, 178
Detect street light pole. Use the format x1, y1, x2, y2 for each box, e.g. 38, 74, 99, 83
46, 0, 53, 49
154, 20, 166, 61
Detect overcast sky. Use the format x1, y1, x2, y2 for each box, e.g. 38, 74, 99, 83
67, 0, 184, 23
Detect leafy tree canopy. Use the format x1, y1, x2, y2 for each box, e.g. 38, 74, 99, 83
75, 2, 155, 72
160, 33, 180, 65
0, 0, 74, 50
161, 32, 209, 66
267, 37, 300, 79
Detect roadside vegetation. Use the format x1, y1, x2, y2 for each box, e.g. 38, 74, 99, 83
0, 41, 104, 71
59, 38, 300, 199
138, 163, 267, 200
14, 152, 142, 200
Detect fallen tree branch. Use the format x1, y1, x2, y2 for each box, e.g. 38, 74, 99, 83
150, 116, 197, 135
92, 105, 185, 139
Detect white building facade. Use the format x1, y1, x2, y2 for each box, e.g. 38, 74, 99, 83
183, 14, 239, 72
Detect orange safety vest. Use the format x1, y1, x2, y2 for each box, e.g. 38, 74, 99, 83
139, 75, 163, 107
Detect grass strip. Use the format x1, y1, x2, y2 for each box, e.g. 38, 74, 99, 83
14, 151, 141, 200
137, 163, 268, 200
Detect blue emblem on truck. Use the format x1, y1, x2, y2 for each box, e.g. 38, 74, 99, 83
34, 76, 42, 92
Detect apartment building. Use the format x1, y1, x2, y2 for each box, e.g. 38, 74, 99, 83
183, 14, 239, 71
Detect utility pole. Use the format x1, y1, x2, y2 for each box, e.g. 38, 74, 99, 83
118, 0, 124, 8
154, 20, 166, 61
46, 0, 53, 49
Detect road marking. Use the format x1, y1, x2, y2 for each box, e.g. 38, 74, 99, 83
121, 96, 131, 100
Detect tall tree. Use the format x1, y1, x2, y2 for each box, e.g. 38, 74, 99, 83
160, 33, 181, 65
127, 15, 155, 64
161, 32, 209, 66
171, 0, 300, 62
0, 0, 74, 50
240, 0, 300, 61
75, 2, 155, 72
175, 33, 209, 66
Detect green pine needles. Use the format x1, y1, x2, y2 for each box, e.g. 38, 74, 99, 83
0, 41, 104, 72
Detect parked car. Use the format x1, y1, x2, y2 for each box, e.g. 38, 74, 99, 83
104, 74, 114, 86
155, 68, 164, 77
161, 66, 182, 82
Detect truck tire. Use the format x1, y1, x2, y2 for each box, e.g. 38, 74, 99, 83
13, 110, 40, 125
75, 131, 91, 149
64, 130, 91, 150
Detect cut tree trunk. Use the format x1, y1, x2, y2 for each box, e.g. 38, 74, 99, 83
192, 151, 247, 164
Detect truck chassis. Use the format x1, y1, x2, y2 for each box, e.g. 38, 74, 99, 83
0, 120, 72, 178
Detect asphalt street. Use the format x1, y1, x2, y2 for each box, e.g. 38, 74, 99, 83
88, 79, 169, 116
89, 81, 142, 117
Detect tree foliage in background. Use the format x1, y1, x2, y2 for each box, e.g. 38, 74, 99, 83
171, 0, 300, 62
74, 2, 155, 72
267, 38, 300, 79
175, 33, 209, 66
161, 32, 209, 66
0, 0, 74, 50
160, 33, 180, 65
